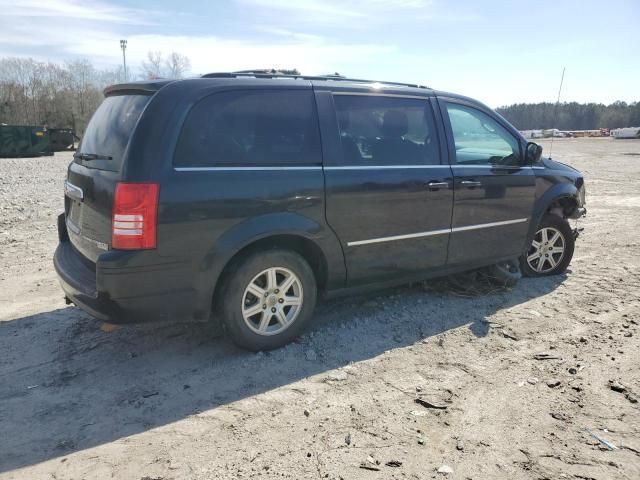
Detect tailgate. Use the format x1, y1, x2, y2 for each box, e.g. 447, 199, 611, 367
65, 165, 118, 262
64, 94, 151, 263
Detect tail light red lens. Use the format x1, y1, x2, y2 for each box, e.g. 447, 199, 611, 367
112, 182, 159, 250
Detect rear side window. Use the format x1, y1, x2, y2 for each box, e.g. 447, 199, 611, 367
174, 90, 321, 167
333, 95, 439, 166
78, 94, 150, 171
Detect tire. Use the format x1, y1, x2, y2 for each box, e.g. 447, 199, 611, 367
219, 249, 317, 351
520, 214, 574, 277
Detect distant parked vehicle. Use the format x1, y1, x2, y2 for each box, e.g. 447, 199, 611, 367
49, 128, 78, 152
611, 127, 640, 139
54, 72, 587, 351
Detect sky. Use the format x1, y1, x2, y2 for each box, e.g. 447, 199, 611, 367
0, 0, 638, 107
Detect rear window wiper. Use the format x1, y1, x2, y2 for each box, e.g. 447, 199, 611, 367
74, 152, 113, 161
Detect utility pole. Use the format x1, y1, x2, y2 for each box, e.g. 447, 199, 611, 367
120, 39, 128, 81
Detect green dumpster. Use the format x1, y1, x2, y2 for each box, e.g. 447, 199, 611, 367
0, 125, 53, 158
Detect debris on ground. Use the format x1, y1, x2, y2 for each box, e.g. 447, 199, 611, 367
423, 270, 511, 298
359, 463, 380, 471
586, 429, 618, 450
437, 464, 454, 475
502, 330, 519, 341
608, 379, 638, 403
414, 397, 448, 410
324, 371, 348, 382
609, 380, 626, 393
533, 353, 563, 360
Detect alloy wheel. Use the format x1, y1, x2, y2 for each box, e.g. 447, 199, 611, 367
526, 227, 566, 273
241, 267, 303, 336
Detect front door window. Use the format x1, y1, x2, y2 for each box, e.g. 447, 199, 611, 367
445, 103, 521, 166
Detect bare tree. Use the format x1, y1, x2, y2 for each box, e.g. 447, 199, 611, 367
141, 51, 191, 79
0, 51, 192, 133
165, 52, 191, 79
0, 56, 122, 133
141, 51, 163, 79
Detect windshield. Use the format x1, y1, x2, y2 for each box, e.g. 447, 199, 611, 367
78, 94, 150, 171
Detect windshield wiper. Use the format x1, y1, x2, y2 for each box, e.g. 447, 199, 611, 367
74, 152, 113, 161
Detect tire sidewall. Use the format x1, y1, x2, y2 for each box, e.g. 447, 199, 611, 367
521, 214, 575, 277
221, 249, 317, 351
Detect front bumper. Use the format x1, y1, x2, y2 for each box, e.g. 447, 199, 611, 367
569, 207, 586, 239
569, 206, 587, 219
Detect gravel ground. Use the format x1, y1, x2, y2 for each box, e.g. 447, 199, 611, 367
0, 138, 639, 479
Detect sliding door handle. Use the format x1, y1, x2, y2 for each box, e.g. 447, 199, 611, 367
426, 181, 449, 190
460, 180, 482, 188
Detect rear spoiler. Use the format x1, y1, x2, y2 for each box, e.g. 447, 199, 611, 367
103, 80, 173, 97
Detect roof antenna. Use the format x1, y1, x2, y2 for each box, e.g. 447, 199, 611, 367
549, 66, 565, 159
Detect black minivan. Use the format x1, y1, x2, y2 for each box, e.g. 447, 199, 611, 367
54, 72, 586, 350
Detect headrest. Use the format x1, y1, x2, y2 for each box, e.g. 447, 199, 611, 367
382, 110, 408, 137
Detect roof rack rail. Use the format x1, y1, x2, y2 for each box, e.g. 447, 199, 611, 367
201, 71, 429, 89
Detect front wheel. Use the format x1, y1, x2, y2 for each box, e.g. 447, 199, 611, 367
220, 249, 317, 351
520, 214, 575, 277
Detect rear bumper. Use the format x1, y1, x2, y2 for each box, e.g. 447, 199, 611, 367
54, 241, 111, 320
54, 215, 202, 324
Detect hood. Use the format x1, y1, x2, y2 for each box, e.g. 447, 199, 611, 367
542, 157, 580, 174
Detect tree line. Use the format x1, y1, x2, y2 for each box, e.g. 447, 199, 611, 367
2, 54, 637, 134
0, 52, 190, 134
496, 101, 640, 131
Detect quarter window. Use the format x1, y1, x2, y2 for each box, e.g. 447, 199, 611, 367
445, 103, 521, 166
333, 95, 439, 166
174, 90, 321, 166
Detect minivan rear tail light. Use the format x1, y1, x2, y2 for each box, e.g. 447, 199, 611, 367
112, 182, 159, 250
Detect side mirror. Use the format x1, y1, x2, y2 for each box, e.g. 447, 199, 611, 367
526, 142, 543, 165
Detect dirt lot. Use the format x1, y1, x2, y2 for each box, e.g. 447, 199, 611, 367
1, 138, 639, 479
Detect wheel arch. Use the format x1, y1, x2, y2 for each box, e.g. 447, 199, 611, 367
199, 212, 346, 320
213, 233, 330, 305
526, 184, 579, 252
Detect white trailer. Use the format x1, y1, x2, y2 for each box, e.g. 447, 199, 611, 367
611, 127, 640, 139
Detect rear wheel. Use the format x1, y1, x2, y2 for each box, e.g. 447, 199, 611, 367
520, 214, 574, 277
220, 249, 317, 351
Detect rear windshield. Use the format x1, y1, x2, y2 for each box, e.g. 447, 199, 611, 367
77, 94, 150, 171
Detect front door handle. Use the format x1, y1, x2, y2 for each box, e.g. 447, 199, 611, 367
460, 180, 482, 188
426, 181, 449, 191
